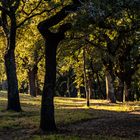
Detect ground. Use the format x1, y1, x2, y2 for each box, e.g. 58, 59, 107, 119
0, 91, 140, 140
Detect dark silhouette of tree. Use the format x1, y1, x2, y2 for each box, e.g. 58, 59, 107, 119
0, 0, 22, 111
0, 0, 49, 111
38, 0, 81, 131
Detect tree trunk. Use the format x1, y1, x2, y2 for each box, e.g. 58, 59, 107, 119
38, 0, 80, 131
88, 74, 92, 101
38, 23, 70, 131
5, 49, 21, 111
28, 70, 36, 96
40, 41, 57, 131
124, 81, 134, 101
83, 48, 90, 107
105, 72, 116, 103
116, 79, 124, 102
96, 72, 105, 99
28, 66, 38, 97
4, 15, 21, 111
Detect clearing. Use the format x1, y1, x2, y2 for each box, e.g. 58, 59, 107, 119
0, 91, 140, 140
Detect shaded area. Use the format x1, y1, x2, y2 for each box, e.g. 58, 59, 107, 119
0, 94, 140, 139
59, 110, 140, 138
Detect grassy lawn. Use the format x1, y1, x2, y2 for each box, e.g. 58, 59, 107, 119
0, 91, 140, 140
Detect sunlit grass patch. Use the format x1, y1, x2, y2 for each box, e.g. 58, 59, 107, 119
29, 135, 84, 140
90, 103, 137, 112
0, 91, 140, 140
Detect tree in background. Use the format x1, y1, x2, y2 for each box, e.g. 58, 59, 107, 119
71, 0, 140, 102
0, 0, 22, 111
0, 0, 49, 111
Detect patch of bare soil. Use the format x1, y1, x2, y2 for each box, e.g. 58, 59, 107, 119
60, 110, 140, 138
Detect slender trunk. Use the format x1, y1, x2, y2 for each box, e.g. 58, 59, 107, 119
67, 76, 70, 97
83, 48, 90, 107
88, 74, 92, 101
4, 15, 21, 111
105, 72, 116, 103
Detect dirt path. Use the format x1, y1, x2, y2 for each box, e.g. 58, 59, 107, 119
60, 110, 140, 138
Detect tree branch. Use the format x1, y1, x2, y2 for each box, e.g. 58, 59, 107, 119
0, 5, 10, 15
85, 39, 107, 51
16, 7, 55, 28
12, 0, 20, 12
37, 1, 81, 34
21, 0, 42, 16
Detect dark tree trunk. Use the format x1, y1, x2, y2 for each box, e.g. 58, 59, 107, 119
4, 14, 21, 111
83, 48, 90, 107
116, 79, 124, 102
96, 72, 105, 99
5, 49, 21, 111
28, 66, 38, 97
36, 76, 42, 95
125, 81, 134, 101
38, 0, 81, 131
40, 40, 57, 131
38, 23, 71, 131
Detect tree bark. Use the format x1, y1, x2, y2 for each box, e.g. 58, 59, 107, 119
83, 48, 90, 107
116, 79, 124, 102
38, 23, 71, 131
38, 0, 81, 131
96, 72, 105, 99
28, 66, 38, 97
40, 39, 57, 131
5, 49, 21, 111
4, 13, 21, 111
124, 81, 134, 101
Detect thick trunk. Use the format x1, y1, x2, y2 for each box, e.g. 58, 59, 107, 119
4, 15, 21, 111
116, 79, 124, 102
38, 0, 80, 131
5, 49, 21, 111
124, 81, 134, 101
105, 72, 116, 103
28, 66, 38, 97
40, 40, 57, 131
39, 23, 71, 131
96, 72, 105, 99
36, 77, 42, 95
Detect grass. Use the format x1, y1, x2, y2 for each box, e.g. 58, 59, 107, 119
0, 91, 140, 140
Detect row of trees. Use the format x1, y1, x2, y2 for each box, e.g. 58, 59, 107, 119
0, 0, 139, 131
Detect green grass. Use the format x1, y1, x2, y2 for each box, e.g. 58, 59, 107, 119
0, 91, 140, 140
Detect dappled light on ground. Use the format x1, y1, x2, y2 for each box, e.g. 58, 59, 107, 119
0, 92, 140, 140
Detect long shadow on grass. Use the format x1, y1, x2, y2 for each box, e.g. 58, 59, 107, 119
56, 107, 140, 139
0, 97, 140, 139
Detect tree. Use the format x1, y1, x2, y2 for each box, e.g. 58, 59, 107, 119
0, 0, 22, 111
0, 0, 49, 111
72, 0, 140, 102
38, 0, 82, 131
